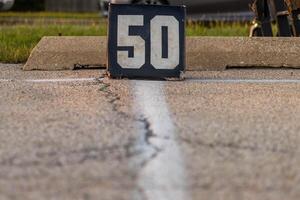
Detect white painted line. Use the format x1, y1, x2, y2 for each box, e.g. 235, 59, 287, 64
24, 78, 98, 83
133, 81, 190, 200
0, 79, 13, 82
187, 78, 300, 84
0, 78, 100, 83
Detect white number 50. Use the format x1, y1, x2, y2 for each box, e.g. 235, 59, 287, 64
117, 15, 180, 69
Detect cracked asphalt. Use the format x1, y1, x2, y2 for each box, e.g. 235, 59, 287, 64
2, 64, 300, 200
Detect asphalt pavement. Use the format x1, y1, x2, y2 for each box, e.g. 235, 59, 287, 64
1, 64, 300, 200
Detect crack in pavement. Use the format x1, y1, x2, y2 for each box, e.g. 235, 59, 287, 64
136, 117, 164, 169
98, 79, 164, 169
98, 79, 132, 120
178, 133, 296, 155
98, 79, 184, 178
0, 144, 141, 169
0, 79, 153, 178
138, 117, 163, 150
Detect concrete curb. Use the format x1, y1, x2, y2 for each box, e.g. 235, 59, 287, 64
187, 37, 300, 70
24, 36, 107, 71
24, 36, 300, 71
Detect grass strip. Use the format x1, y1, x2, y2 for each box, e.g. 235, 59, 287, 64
0, 23, 249, 63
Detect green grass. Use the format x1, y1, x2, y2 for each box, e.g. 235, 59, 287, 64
187, 23, 249, 37
0, 24, 107, 63
0, 20, 250, 63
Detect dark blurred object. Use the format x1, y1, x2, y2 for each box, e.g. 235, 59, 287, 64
45, 0, 98, 12
250, 0, 274, 36
0, 0, 15, 11
250, 0, 300, 37
99, 0, 253, 21
286, 0, 300, 36
182, 0, 252, 14
12, 0, 44, 11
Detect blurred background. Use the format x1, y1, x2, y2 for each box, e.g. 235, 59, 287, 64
1, 0, 253, 19
0, 0, 253, 63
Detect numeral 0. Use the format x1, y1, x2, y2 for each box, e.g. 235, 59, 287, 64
117, 15, 180, 69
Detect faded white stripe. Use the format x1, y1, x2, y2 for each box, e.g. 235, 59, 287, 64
25, 78, 99, 83
133, 81, 190, 200
0, 78, 100, 83
0, 79, 12, 82
187, 78, 300, 84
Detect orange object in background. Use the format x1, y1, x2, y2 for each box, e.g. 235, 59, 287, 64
286, 0, 300, 9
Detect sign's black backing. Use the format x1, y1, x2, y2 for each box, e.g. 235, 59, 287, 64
107, 4, 186, 79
